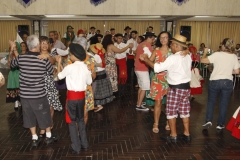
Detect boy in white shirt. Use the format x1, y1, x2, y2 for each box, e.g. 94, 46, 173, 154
56, 43, 92, 154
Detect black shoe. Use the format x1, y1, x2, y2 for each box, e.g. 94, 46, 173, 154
32, 139, 40, 147
162, 135, 177, 143
178, 134, 191, 142
52, 133, 59, 142
190, 97, 195, 101
44, 137, 54, 145
70, 146, 80, 154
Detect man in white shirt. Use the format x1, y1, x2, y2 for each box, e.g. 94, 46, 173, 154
114, 33, 129, 84
86, 26, 96, 41
126, 30, 138, 85
140, 34, 192, 143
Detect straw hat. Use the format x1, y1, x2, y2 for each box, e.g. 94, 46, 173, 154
170, 34, 188, 48
89, 43, 106, 55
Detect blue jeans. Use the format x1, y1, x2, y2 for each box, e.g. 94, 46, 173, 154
205, 79, 233, 126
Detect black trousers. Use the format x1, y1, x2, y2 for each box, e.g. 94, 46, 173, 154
126, 59, 137, 85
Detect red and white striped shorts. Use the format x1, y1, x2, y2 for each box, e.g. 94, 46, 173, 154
166, 88, 191, 119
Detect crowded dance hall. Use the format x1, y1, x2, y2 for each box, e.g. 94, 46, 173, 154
0, 0, 240, 159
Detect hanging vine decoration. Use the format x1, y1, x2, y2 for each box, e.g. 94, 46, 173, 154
17, 0, 36, 8
90, 0, 107, 6
172, 0, 189, 6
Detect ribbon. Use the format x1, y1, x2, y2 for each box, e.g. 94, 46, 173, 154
90, 0, 107, 6
172, 0, 189, 5
94, 46, 105, 68
17, 0, 36, 7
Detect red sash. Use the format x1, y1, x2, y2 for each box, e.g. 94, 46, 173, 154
127, 54, 134, 59
65, 90, 85, 123
99, 54, 106, 68
116, 58, 127, 84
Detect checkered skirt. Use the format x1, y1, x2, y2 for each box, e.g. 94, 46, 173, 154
92, 70, 114, 105
166, 88, 191, 117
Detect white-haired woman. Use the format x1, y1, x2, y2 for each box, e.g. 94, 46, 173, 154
201, 38, 239, 131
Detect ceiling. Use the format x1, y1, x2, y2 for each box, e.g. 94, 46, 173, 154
1, 15, 240, 21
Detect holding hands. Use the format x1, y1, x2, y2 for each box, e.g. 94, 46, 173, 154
9, 40, 16, 51
55, 55, 62, 63
139, 54, 149, 61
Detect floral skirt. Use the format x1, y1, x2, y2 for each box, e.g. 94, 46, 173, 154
45, 74, 62, 111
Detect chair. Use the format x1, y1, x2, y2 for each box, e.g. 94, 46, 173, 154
233, 74, 240, 89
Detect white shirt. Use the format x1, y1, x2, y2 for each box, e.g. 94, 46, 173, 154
154, 51, 192, 85
114, 42, 129, 59
127, 38, 138, 55
208, 52, 239, 81
86, 32, 96, 40
88, 52, 105, 72
58, 61, 92, 91
54, 40, 66, 50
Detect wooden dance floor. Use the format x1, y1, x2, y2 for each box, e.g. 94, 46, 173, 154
0, 68, 240, 160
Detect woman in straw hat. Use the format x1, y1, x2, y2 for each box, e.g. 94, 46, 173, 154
101, 34, 133, 97
89, 43, 114, 112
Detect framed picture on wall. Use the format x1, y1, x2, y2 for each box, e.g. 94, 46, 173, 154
166, 21, 173, 35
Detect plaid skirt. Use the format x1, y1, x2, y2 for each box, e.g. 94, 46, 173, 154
92, 70, 114, 105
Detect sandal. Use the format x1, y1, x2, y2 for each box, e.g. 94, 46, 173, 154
94, 105, 103, 112
152, 123, 159, 133
165, 121, 170, 131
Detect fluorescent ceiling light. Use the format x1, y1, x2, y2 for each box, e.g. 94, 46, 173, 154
194, 16, 210, 18
45, 15, 75, 18
0, 15, 12, 17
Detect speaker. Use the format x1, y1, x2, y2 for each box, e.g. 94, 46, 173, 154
180, 26, 191, 41
18, 25, 29, 36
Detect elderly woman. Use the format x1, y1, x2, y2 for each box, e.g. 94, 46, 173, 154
201, 38, 239, 131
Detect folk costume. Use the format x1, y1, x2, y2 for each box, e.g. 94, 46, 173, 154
58, 43, 92, 154
114, 37, 129, 84
64, 25, 75, 42
226, 106, 240, 139
126, 36, 138, 85
123, 26, 131, 43
89, 43, 114, 106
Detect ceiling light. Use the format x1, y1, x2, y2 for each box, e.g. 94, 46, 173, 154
45, 15, 75, 18
194, 16, 210, 18
0, 15, 12, 17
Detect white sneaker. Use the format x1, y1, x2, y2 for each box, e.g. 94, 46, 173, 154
202, 121, 212, 129
141, 102, 146, 106
216, 125, 225, 130
15, 101, 19, 108
136, 105, 149, 111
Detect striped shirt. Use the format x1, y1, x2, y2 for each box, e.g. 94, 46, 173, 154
11, 51, 54, 99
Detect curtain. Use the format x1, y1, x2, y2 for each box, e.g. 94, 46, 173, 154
210, 22, 240, 51
48, 20, 160, 38
0, 21, 32, 52
176, 21, 209, 50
